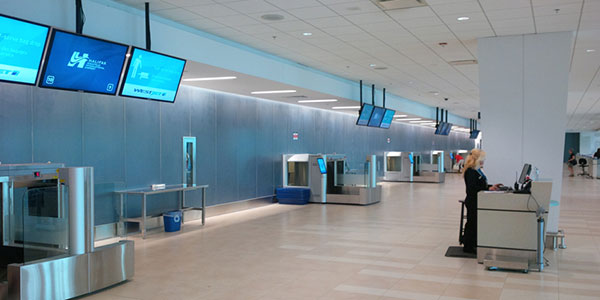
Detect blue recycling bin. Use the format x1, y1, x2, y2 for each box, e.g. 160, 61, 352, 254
163, 210, 182, 232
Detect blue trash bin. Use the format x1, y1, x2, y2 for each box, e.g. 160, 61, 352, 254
163, 210, 182, 232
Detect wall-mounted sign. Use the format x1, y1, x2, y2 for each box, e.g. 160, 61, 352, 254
292, 132, 299, 141
387, 137, 391, 144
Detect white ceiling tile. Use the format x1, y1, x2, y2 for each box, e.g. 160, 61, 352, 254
399, 16, 444, 28
321, 25, 363, 35
223, 0, 279, 14
268, 20, 314, 31
153, 7, 200, 20
286, 6, 338, 19
187, 4, 240, 17
326, 1, 382, 16
264, 0, 322, 9
386, 6, 436, 20
429, 0, 483, 16
304, 16, 353, 28
179, 18, 227, 30
479, 0, 531, 10
214, 14, 261, 26
344, 12, 392, 25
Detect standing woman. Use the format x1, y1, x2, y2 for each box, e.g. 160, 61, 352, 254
567, 149, 576, 177
462, 149, 501, 254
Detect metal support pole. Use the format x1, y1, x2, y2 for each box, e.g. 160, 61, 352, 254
536, 216, 545, 271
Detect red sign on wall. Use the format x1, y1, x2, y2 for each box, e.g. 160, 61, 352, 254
292, 132, 299, 141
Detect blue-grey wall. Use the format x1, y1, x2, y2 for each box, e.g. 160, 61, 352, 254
563, 132, 580, 162
0, 82, 474, 225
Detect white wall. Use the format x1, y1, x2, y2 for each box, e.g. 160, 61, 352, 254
478, 32, 573, 232
580, 131, 600, 155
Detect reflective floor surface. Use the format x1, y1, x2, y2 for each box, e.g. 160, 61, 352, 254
83, 170, 600, 300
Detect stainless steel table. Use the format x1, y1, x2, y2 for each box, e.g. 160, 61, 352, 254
115, 184, 208, 239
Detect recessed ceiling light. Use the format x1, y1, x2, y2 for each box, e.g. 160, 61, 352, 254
457, 16, 470, 21
251, 90, 296, 94
369, 64, 377, 67
397, 118, 421, 121
261, 14, 284, 21
332, 106, 361, 110
394, 114, 408, 118
303, 32, 312, 36
183, 76, 237, 82
297, 99, 338, 103
586, 49, 596, 53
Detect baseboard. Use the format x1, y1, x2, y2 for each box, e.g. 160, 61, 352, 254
94, 195, 276, 241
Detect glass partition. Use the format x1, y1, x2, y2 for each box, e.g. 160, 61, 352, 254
287, 162, 308, 186
386, 156, 402, 172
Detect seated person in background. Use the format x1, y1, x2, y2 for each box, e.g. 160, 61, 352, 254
594, 148, 600, 159
462, 149, 502, 254
455, 153, 464, 171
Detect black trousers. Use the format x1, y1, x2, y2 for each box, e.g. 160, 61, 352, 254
463, 197, 477, 252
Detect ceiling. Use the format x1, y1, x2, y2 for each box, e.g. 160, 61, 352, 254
182, 60, 462, 131
112, 0, 600, 131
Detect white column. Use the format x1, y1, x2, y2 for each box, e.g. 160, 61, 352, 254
478, 32, 573, 233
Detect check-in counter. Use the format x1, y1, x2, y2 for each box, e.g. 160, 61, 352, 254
477, 181, 552, 268
413, 163, 445, 183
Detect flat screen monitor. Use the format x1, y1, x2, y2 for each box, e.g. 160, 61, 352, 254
317, 158, 327, 174
518, 163, 532, 184
368, 106, 385, 127
356, 104, 374, 126
120, 47, 186, 102
435, 122, 445, 135
470, 130, 480, 139
39, 29, 128, 94
442, 123, 453, 135
379, 109, 395, 129
0, 14, 49, 85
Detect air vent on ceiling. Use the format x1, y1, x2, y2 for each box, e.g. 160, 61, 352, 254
371, 0, 428, 10
374, 67, 388, 70
285, 95, 308, 99
448, 59, 478, 66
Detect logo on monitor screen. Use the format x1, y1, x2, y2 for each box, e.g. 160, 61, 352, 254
0, 69, 19, 76
67, 51, 107, 71
68, 51, 89, 68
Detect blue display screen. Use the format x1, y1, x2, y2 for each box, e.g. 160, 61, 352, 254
317, 158, 327, 174
470, 130, 480, 139
120, 48, 186, 102
379, 109, 395, 129
39, 30, 128, 94
368, 107, 385, 127
442, 123, 453, 135
356, 104, 374, 126
0, 15, 49, 84
435, 122, 445, 135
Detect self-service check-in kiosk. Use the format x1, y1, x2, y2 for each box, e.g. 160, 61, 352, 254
383, 152, 413, 182
384, 151, 444, 183
0, 163, 133, 300
283, 154, 381, 205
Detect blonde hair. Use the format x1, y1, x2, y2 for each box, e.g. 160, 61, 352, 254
463, 149, 486, 174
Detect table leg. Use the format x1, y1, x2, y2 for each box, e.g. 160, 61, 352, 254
202, 188, 206, 225
142, 194, 147, 239
120, 194, 124, 237
181, 190, 185, 225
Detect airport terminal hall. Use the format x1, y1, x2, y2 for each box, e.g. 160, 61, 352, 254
2, 0, 600, 299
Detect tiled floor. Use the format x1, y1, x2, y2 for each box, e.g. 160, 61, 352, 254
84, 171, 600, 300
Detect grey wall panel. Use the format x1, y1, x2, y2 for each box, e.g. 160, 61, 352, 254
33, 88, 83, 166
124, 99, 160, 187
83, 94, 125, 184
215, 93, 238, 205
236, 96, 258, 200
256, 100, 274, 196
0, 83, 32, 164
190, 89, 217, 206
160, 96, 191, 185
